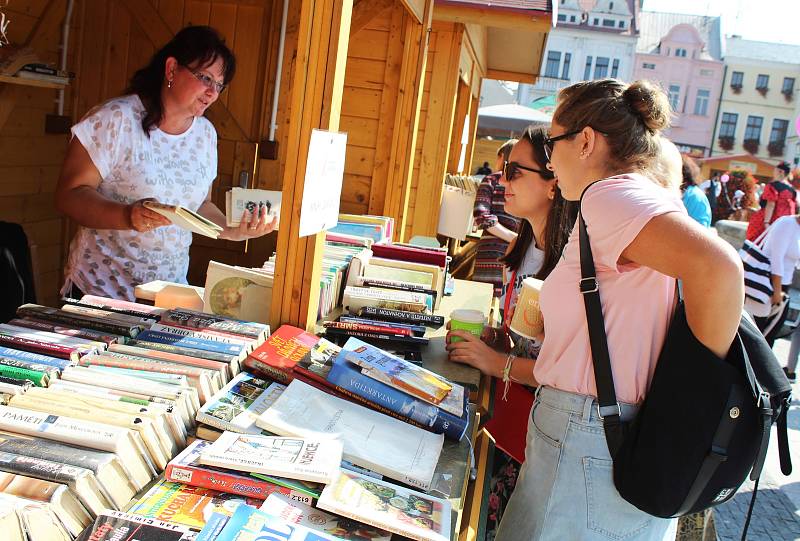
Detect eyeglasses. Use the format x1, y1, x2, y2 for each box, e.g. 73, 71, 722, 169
503, 160, 547, 181
181, 65, 226, 93
543, 130, 583, 162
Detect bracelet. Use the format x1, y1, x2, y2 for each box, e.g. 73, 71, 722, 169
501, 354, 516, 401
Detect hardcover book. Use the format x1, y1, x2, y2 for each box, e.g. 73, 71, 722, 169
318, 470, 451, 541
76, 510, 195, 541
261, 492, 392, 541
166, 439, 314, 504
245, 325, 319, 384
17, 303, 147, 337
160, 308, 269, 340
0, 491, 71, 541
343, 286, 431, 315
200, 432, 342, 485
196, 371, 285, 434
257, 380, 444, 491
129, 479, 259, 530
136, 329, 246, 357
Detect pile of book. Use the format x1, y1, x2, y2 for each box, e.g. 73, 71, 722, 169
329, 213, 394, 245
96, 325, 458, 541
0, 296, 270, 540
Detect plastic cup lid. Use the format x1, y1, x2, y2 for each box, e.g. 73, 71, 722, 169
450, 309, 485, 324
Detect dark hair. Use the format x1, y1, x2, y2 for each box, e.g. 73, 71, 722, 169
777, 161, 791, 175
681, 154, 701, 191
501, 126, 578, 277
126, 26, 236, 135
553, 79, 671, 174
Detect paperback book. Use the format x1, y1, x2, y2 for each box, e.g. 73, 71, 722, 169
211, 504, 337, 541
76, 510, 196, 541
245, 325, 319, 384
200, 432, 343, 485
196, 371, 285, 434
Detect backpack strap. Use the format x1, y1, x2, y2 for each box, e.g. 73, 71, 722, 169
577, 210, 625, 456
777, 398, 793, 475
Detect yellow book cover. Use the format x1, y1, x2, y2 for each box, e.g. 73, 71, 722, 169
129, 480, 260, 530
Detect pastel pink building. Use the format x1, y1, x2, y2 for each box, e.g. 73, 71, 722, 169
634, 12, 724, 157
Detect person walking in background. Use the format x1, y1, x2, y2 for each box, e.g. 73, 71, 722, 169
746, 161, 796, 241
680, 154, 711, 227
704, 173, 721, 222
495, 78, 743, 541
472, 139, 520, 297
476, 161, 493, 175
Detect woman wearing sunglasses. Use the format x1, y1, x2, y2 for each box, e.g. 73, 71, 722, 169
447, 126, 577, 536
493, 79, 743, 540
55, 26, 276, 301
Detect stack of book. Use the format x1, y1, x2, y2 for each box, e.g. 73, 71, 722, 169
329, 214, 394, 245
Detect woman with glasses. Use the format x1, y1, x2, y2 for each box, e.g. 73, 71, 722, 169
55, 26, 276, 301
447, 126, 577, 537
471, 139, 520, 297
494, 79, 743, 541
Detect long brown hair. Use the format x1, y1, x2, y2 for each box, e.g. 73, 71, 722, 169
501, 126, 578, 278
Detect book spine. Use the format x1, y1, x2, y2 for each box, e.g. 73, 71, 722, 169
150, 323, 252, 346
63, 297, 163, 320
10, 318, 120, 346
161, 310, 265, 339
0, 364, 48, 386
358, 307, 444, 327
136, 330, 244, 356
164, 462, 312, 503
338, 316, 426, 336
357, 278, 438, 300
127, 339, 238, 364
241, 357, 291, 384
328, 363, 466, 440
0, 335, 81, 360
0, 356, 60, 375
323, 327, 428, 346
323, 321, 412, 337
16, 305, 142, 337
0, 451, 83, 483
0, 346, 71, 368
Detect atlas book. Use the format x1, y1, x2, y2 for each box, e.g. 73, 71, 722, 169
166, 439, 314, 504
256, 380, 444, 491
261, 492, 392, 541
200, 432, 343, 485
318, 470, 451, 541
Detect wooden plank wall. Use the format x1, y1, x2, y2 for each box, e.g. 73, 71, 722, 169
0, 0, 71, 307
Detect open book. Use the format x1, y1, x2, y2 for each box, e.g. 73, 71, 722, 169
143, 201, 223, 239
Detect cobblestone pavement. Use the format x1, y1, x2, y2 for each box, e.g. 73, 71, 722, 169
712, 338, 800, 541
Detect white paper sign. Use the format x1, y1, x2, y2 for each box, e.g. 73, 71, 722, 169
298, 129, 347, 238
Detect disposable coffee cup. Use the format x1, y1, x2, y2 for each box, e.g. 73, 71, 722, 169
449, 309, 486, 343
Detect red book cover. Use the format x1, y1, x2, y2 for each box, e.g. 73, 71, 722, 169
323, 321, 413, 337
370, 244, 447, 268
245, 325, 318, 380
0, 334, 83, 360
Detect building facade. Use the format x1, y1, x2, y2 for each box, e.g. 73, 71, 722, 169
517, 0, 639, 106
633, 12, 723, 157
710, 37, 800, 164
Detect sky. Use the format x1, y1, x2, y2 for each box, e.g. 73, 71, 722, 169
641, 0, 800, 45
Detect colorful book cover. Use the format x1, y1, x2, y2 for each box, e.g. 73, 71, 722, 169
261, 493, 392, 541
246, 325, 319, 382
76, 510, 194, 541
135, 330, 245, 356
214, 504, 337, 541
128, 480, 260, 530
341, 338, 452, 404
197, 372, 285, 434
296, 338, 341, 383
318, 470, 451, 541
166, 440, 314, 504
0, 346, 71, 370
200, 432, 343, 485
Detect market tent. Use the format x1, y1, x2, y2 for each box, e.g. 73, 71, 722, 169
476, 103, 552, 137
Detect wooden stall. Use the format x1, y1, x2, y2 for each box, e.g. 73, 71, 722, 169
698, 152, 779, 183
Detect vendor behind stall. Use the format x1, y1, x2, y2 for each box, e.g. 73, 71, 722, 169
55, 26, 275, 301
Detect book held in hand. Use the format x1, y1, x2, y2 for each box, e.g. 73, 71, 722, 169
318, 469, 451, 541
200, 432, 343, 485
143, 200, 223, 238
226, 188, 282, 227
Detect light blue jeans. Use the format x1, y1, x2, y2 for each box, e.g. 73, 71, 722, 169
495, 386, 677, 541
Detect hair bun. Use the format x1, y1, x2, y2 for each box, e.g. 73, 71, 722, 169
622, 80, 671, 133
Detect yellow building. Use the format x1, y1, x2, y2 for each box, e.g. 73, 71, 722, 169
710, 37, 800, 164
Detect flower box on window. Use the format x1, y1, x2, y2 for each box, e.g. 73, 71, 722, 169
718, 136, 734, 150
730, 83, 742, 94
743, 138, 760, 154
756, 86, 769, 97
768, 141, 785, 157
782, 88, 794, 102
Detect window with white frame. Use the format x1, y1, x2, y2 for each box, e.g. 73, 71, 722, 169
611, 59, 619, 78
594, 57, 609, 79
770, 119, 789, 144
562, 53, 572, 80
719, 113, 737, 137
544, 51, 561, 78
642, 62, 655, 70
756, 74, 769, 90
675, 48, 687, 57
584, 56, 593, 80
694, 89, 709, 116
745, 116, 763, 141
668, 84, 680, 111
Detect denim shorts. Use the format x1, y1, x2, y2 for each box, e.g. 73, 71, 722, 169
494, 386, 677, 541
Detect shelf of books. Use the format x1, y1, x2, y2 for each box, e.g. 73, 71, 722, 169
0, 212, 497, 541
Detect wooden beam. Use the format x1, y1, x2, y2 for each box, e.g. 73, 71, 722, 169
433, 2, 552, 32
116, 0, 250, 142
350, 0, 394, 35
399, 0, 426, 23
269, 0, 353, 331
485, 69, 537, 84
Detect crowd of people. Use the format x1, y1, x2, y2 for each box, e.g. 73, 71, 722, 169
459, 77, 797, 540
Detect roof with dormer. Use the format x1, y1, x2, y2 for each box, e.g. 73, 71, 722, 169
637, 11, 722, 60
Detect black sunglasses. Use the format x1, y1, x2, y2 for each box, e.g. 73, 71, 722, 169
543, 129, 583, 162
503, 160, 547, 181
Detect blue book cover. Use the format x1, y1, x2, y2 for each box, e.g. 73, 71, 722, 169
329, 222, 384, 242
0, 346, 72, 370
216, 505, 334, 541
196, 511, 230, 541
135, 330, 244, 356
327, 352, 468, 441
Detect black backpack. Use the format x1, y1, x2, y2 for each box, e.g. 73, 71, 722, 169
578, 212, 792, 537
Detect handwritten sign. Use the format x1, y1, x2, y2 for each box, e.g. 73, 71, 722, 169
298, 129, 347, 238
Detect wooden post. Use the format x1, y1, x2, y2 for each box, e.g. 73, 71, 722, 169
269, 0, 353, 331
